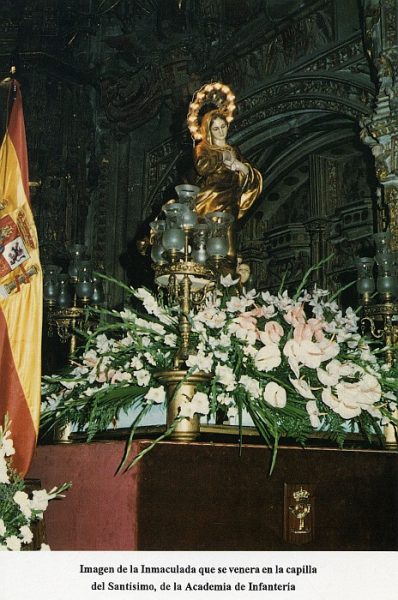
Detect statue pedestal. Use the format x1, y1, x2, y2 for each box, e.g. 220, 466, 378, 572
27, 439, 398, 550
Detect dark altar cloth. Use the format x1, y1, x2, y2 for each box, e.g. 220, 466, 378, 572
27, 439, 398, 551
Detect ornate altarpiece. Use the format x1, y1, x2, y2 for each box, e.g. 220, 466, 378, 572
1, 0, 393, 309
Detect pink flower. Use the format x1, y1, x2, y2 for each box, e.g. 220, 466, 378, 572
247, 305, 277, 320
236, 313, 257, 331
284, 304, 306, 326
259, 321, 284, 345
307, 318, 326, 342
293, 322, 314, 343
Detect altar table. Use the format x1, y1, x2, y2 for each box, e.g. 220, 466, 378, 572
27, 439, 398, 551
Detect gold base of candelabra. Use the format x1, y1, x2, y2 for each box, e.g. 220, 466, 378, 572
154, 261, 214, 291
362, 302, 398, 320
47, 305, 88, 354
362, 302, 398, 446
155, 370, 212, 442
362, 302, 398, 369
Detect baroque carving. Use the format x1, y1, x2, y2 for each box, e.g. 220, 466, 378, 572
303, 35, 365, 72
143, 139, 184, 219
236, 77, 373, 126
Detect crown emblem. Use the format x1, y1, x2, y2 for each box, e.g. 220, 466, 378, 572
293, 487, 310, 501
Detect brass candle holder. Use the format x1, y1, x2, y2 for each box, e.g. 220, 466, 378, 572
356, 233, 398, 445
151, 185, 233, 440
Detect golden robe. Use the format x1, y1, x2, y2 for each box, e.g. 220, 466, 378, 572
194, 143, 263, 220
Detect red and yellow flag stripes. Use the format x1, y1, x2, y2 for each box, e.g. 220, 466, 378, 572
0, 79, 42, 476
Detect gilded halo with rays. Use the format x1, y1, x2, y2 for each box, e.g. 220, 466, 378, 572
187, 82, 236, 141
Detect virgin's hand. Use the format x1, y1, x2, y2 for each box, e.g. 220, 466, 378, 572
224, 158, 249, 176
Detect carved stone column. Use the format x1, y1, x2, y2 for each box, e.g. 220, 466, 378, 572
305, 155, 338, 287
361, 0, 398, 247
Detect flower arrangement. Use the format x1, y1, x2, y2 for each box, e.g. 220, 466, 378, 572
0, 415, 70, 551
41, 270, 398, 472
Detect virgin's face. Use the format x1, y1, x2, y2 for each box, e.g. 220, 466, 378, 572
237, 263, 250, 284
210, 117, 228, 146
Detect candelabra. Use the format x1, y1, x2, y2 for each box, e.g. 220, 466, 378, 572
43, 244, 105, 355
356, 232, 398, 363
356, 231, 398, 444
151, 185, 233, 366
151, 184, 233, 439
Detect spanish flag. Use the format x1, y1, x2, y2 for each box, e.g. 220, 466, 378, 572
0, 78, 42, 476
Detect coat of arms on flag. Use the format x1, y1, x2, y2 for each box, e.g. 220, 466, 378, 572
0, 214, 30, 276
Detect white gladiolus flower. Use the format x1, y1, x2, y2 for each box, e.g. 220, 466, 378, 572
208, 312, 227, 329
119, 333, 134, 347
83, 349, 99, 367
19, 525, 33, 544
40, 543, 51, 551
144, 352, 156, 366
1, 431, 15, 457
6, 536, 21, 551
229, 323, 257, 345
186, 352, 213, 373
289, 377, 316, 399
239, 375, 261, 399
227, 406, 238, 420
218, 393, 233, 405
306, 400, 321, 428
261, 291, 277, 305
260, 304, 277, 319
95, 334, 112, 354
214, 349, 229, 362
220, 273, 240, 288
84, 387, 99, 397
164, 334, 177, 347
130, 356, 144, 370
179, 401, 195, 419
144, 386, 166, 404
60, 379, 78, 390
242, 343, 258, 359
254, 344, 281, 372
219, 333, 232, 346
111, 371, 132, 384
191, 392, 210, 415
13, 491, 32, 518
134, 369, 151, 387
215, 365, 236, 391
226, 296, 250, 313
119, 308, 135, 321
31, 489, 52, 512
134, 288, 172, 324
275, 290, 293, 311
0, 518, 6, 536
180, 392, 210, 419
70, 365, 89, 377
263, 382, 287, 408
0, 458, 9, 484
